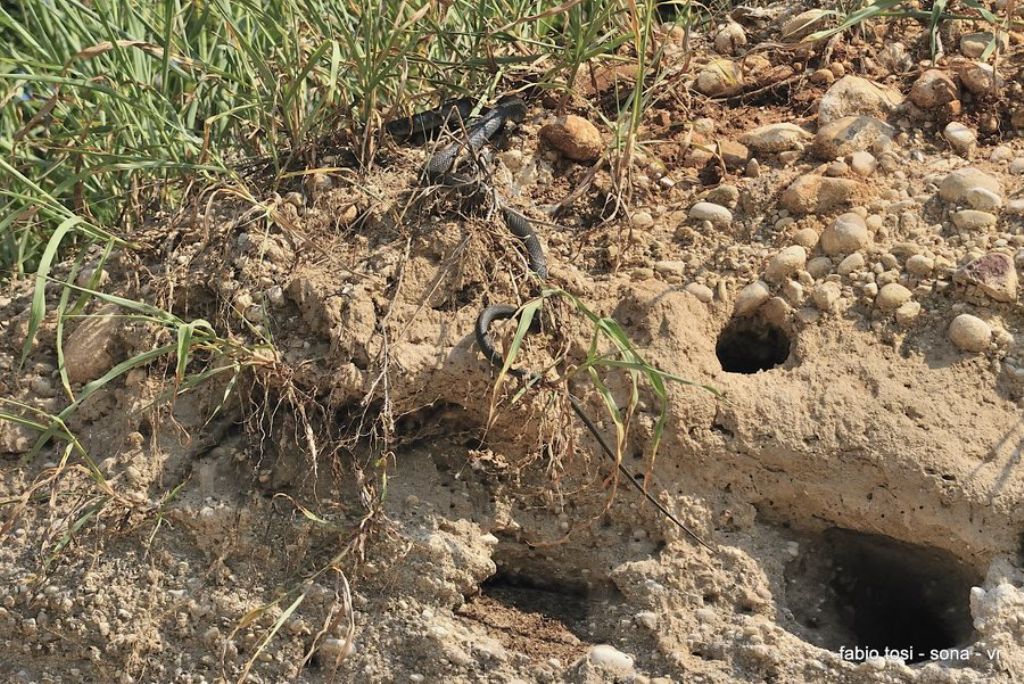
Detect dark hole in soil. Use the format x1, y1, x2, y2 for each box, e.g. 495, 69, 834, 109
784, 528, 978, 664
479, 572, 590, 630
716, 318, 791, 374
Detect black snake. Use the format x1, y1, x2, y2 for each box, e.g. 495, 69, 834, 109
386, 96, 714, 551
391, 95, 546, 378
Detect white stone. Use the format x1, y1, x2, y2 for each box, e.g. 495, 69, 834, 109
875, 283, 912, 310
837, 252, 865, 276
820, 213, 869, 255
818, 76, 903, 125
588, 645, 635, 674
734, 281, 771, 316
850, 151, 877, 176
766, 246, 807, 281
966, 187, 1003, 211
714, 22, 747, 55
948, 314, 991, 352
740, 123, 812, 154
895, 301, 921, 326
807, 256, 833, 279
685, 282, 714, 303
906, 254, 934, 276
939, 167, 1001, 203
812, 281, 842, 311
689, 201, 733, 226
631, 210, 654, 229
952, 210, 997, 231
943, 122, 977, 157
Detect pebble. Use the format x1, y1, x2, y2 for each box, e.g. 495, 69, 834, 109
781, 8, 831, 41
1010, 158, 1024, 175
588, 645, 635, 674
706, 184, 740, 208
813, 116, 893, 160
740, 122, 812, 154
632, 210, 655, 229
720, 140, 751, 170
943, 122, 977, 157
793, 228, 820, 249
810, 68, 835, 86
1009, 199, 1024, 215
875, 283, 912, 310
634, 611, 659, 629
813, 281, 842, 312
539, 115, 602, 161
949, 314, 992, 352
909, 69, 959, 108
850, 151, 877, 176
696, 59, 742, 96
821, 212, 870, 255
895, 301, 921, 326
906, 254, 934, 276
952, 210, 997, 231
689, 202, 733, 227
818, 76, 903, 124
991, 145, 1015, 162
807, 256, 833, 278
780, 174, 864, 214
939, 167, 1002, 203
966, 187, 1003, 211
960, 62, 1003, 95
685, 283, 714, 303
734, 281, 771, 316
655, 260, 685, 277
714, 21, 747, 55
782, 280, 804, 304
960, 31, 1008, 59
765, 246, 807, 281
837, 252, 864, 275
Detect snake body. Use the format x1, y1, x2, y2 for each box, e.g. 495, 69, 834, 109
385, 96, 714, 551
385, 97, 475, 139
395, 96, 542, 377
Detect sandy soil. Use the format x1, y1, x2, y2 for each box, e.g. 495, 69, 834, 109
3, 5, 1024, 683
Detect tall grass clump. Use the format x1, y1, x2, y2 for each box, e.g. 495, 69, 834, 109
1, 0, 671, 277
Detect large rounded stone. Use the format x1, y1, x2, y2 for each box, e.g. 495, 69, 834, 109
813, 116, 894, 160
909, 70, 959, 108
948, 314, 991, 352
818, 76, 903, 125
696, 59, 742, 96
734, 281, 771, 316
740, 122, 812, 154
540, 115, 602, 161
780, 175, 866, 215
954, 252, 1018, 302
938, 167, 1002, 203
875, 283, 912, 310
820, 213, 870, 255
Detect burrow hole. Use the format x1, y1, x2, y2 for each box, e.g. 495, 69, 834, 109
716, 317, 791, 374
785, 528, 979, 663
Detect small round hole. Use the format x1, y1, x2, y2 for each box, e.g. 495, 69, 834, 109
716, 318, 791, 374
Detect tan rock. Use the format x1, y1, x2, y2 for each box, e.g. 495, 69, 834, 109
64, 303, 123, 385
875, 283, 912, 310
540, 115, 602, 161
954, 252, 1018, 302
948, 314, 991, 352
813, 116, 894, 160
780, 175, 866, 215
818, 76, 903, 125
909, 70, 958, 108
